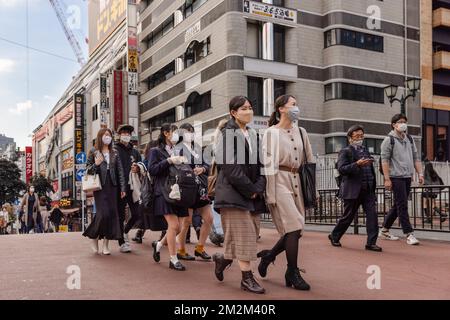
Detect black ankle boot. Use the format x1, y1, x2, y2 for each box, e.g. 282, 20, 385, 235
212, 253, 233, 281
285, 266, 310, 291
257, 250, 276, 278
241, 271, 265, 294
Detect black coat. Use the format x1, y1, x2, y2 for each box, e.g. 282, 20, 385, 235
114, 142, 142, 189
214, 118, 266, 213
86, 148, 127, 193
147, 144, 171, 197
337, 145, 376, 200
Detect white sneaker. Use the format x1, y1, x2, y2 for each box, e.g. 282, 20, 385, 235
406, 234, 420, 245
379, 230, 399, 241
124, 233, 130, 244
120, 243, 131, 253
102, 239, 111, 255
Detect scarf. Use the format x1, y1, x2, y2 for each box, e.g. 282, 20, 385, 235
129, 162, 147, 203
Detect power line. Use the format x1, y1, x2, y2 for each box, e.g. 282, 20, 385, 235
0, 36, 79, 63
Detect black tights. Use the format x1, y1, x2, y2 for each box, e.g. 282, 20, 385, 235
266, 230, 302, 269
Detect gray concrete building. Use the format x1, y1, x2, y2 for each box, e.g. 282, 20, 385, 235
137, 0, 421, 155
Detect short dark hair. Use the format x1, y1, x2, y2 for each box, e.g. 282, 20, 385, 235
347, 125, 365, 138
391, 114, 407, 126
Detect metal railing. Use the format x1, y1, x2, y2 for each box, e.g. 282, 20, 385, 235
261, 186, 450, 233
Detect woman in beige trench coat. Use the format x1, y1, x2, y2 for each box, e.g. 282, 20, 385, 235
260, 94, 316, 291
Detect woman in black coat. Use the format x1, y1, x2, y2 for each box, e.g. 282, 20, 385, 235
148, 123, 190, 271
83, 128, 126, 255
175, 122, 214, 261
212, 96, 267, 294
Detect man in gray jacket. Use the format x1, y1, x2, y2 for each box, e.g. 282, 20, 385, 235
379, 114, 423, 245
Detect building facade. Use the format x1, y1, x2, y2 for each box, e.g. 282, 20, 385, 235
138, 0, 422, 155
0, 134, 16, 161
421, 0, 450, 162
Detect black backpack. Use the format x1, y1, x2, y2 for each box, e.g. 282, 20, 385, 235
379, 135, 413, 175
335, 148, 353, 189
163, 163, 198, 208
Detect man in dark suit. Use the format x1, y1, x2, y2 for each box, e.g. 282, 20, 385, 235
328, 125, 382, 252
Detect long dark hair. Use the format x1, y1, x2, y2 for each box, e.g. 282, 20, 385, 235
94, 128, 113, 152
144, 139, 159, 160
229, 96, 252, 119
157, 123, 178, 146
268, 94, 296, 127
424, 162, 439, 181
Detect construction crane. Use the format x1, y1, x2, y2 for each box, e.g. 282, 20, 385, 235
49, 0, 86, 66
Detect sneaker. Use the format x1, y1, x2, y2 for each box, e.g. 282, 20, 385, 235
406, 234, 420, 245
120, 243, 132, 253
379, 230, 399, 241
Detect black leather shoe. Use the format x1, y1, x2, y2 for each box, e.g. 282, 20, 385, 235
169, 261, 186, 271
132, 229, 144, 244
177, 252, 195, 261
285, 266, 310, 291
213, 253, 233, 281
257, 250, 275, 278
195, 250, 212, 260
365, 244, 382, 252
328, 234, 342, 247
152, 241, 160, 262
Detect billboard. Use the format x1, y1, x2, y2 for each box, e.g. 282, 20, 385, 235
25, 147, 32, 184
88, 0, 127, 56
114, 70, 123, 130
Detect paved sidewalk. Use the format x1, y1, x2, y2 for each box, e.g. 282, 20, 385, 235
1, 228, 449, 300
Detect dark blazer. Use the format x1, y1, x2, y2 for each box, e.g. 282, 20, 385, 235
337, 145, 376, 200
147, 144, 172, 197
114, 142, 142, 189
175, 142, 210, 173
214, 118, 266, 213
86, 148, 126, 193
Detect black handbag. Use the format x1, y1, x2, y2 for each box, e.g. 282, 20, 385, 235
298, 127, 317, 209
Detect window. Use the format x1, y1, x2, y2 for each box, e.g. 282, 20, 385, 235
324, 83, 384, 104
185, 91, 211, 118
92, 104, 98, 121
184, 38, 211, 69
183, 0, 208, 19
253, 0, 284, 5
248, 77, 287, 116
148, 109, 176, 131
147, 61, 175, 90
246, 22, 262, 59
146, 15, 174, 48
324, 28, 383, 52
273, 25, 285, 62
325, 137, 348, 154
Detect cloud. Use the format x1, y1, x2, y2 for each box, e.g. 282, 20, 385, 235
0, 59, 15, 73
44, 95, 55, 100
9, 100, 33, 115
0, 0, 22, 7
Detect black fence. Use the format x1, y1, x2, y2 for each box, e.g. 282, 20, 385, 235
261, 186, 450, 233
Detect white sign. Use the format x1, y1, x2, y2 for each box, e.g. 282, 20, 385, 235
243, 0, 297, 24
128, 72, 138, 94
185, 21, 201, 42
75, 164, 87, 170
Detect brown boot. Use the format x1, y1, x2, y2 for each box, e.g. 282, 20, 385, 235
212, 253, 232, 281
241, 271, 265, 294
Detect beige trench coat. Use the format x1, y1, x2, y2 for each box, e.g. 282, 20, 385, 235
263, 125, 315, 236
20, 193, 40, 226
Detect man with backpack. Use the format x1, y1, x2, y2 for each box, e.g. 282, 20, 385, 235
328, 125, 381, 252
379, 114, 423, 245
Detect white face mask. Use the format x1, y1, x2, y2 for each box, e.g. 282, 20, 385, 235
120, 134, 131, 144
397, 123, 408, 132
286, 106, 300, 122
170, 132, 179, 144
183, 132, 193, 144
352, 139, 364, 146
102, 135, 112, 145
29, 188, 35, 193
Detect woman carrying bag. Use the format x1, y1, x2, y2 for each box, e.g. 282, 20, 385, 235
213, 96, 267, 294
175, 123, 214, 261
83, 128, 126, 255
259, 94, 316, 291
20, 185, 40, 234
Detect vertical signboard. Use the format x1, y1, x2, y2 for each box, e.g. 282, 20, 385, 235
74, 94, 85, 200
25, 146, 33, 184
114, 70, 123, 130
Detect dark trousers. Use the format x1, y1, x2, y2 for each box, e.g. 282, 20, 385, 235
383, 178, 413, 234
118, 190, 141, 246
331, 184, 379, 245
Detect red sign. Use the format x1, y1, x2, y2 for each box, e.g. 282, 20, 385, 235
114, 70, 123, 130
25, 146, 32, 184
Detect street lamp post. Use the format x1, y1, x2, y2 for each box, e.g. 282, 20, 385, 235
384, 78, 421, 115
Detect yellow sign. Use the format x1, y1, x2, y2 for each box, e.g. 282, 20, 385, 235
128, 49, 138, 72
59, 225, 68, 232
